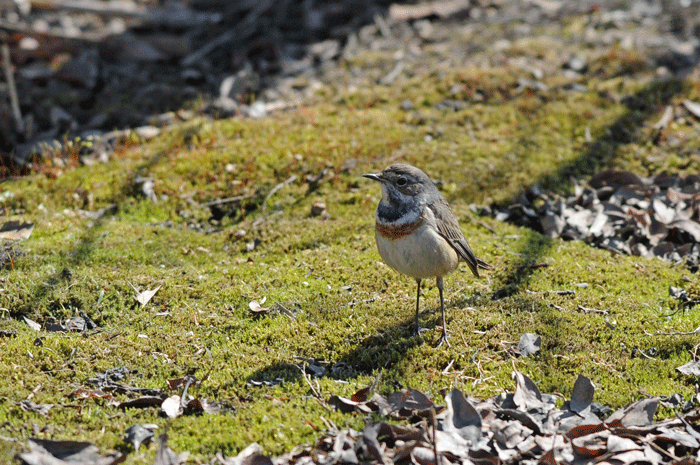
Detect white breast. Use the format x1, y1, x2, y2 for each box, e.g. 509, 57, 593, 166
375, 223, 459, 280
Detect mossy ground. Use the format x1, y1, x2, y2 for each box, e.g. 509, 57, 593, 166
2, 14, 700, 465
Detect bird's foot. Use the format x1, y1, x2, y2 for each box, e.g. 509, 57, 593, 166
413, 326, 430, 341
414, 325, 430, 339
436, 329, 451, 348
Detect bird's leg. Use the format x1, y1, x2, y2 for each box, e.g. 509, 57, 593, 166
414, 278, 422, 336
436, 276, 451, 347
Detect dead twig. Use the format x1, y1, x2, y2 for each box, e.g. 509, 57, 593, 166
26, 384, 42, 401
516, 263, 550, 270
200, 194, 255, 207
644, 326, 700, 336
577, 305, 608, 315
526, 289, 575, 295
379, 60, 404, 85
298, 363, 322, 400
441, 359, 455, 375
466, 214, 497, 234
635, 349, 657, 360
262, 175, 298, 213
179, 376, 196, 410
0, 18, 106, 42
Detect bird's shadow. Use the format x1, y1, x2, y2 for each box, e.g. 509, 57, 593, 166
243, 283, 493, 389
244, 313, 427, 387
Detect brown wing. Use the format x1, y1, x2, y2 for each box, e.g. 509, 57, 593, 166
429, 198, 491, 278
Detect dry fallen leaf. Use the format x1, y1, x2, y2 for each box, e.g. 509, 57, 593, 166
516, 333, 541, 358
167, 376, 200, 390
248, 299, 269, 315
186, 398, 221, 415
18, 438, 124, 465
69, 388, 112, 400
569, 374, 594, 413
23, 316, 41, 331
386, 388, 434, 417
512, 370, 546, 411
0, 221, 33, 240
677, 360, 700, 376
653, 105, 674, 129
161, 395, 183, 419
605, 397, 658, 427
443, 388, 481, 445
216, 443, 265, 465
117, 396, 165, 409
124, 424, 158, 451
328, 395, 374, 414
152, 434, 189, 465
132, 285, 161, 307
20, 400, 54, 416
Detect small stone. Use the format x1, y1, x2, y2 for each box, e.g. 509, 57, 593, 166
177, 109, 194, 120
86, 113, 109, 129
213, 97, 238, 113
155, 112, 177, 126
247, 101, 267, 119
57, 48, 100, 89
19, 36, 39, 50
308, 39, 340, 62
311, 202, 327, 217
246, 238, 260, 252
181, 67, 204, 84
50, 106, 76, 130
565, 56, 587, 73
134, 126, 160, 140
414, 19, 433, 40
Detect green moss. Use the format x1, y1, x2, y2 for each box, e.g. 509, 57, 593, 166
3, 14, 700, 465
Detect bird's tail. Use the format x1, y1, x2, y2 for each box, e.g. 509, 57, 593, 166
476, 257, 492, 270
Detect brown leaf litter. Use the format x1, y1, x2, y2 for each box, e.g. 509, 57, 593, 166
17, 369, 700, 464
489, 170, 700, 272
218, 370, 700, 465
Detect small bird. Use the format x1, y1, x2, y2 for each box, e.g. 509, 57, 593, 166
363, 163, 491, 346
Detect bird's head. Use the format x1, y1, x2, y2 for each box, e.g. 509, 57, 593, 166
363, 164, 435, 207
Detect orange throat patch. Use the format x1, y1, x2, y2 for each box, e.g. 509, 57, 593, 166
375, 218, 423, 240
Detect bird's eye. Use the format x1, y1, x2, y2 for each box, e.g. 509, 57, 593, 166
396, 176, 407, 186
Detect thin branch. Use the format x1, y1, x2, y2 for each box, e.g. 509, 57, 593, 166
262, 175, 297, 212
200, 194, 255, 207
298, 363, 322, 400
465, 213, 497, 234
577, 305, 608, 315
644, 326, 700, 336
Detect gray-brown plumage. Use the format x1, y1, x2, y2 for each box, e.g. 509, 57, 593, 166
363, 163, 491, 346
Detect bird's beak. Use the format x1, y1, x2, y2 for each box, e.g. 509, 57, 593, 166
362, 173, 384, 183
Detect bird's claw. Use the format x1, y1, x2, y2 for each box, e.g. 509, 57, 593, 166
436, 329, 451, 348
414, 325, 430, 339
